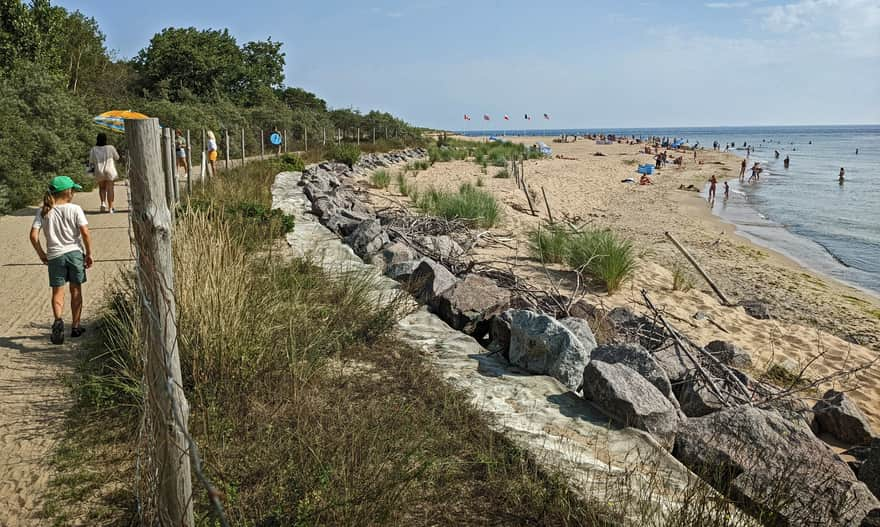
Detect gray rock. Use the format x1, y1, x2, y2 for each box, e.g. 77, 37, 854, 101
506, 309, 591, 391
324, 213, 361, 237
652, 346, 698, 385
739, 299, 772, 320
370, 242, 416, 273
488, 313, 512, 360
582, 360, 682, 446
678, 373, 725, 417
406, 259, 458, 304
590, 343, 673, 401
432, 274, 509, 337
674, 406, 879, 526
706, 340, 752, 368
386, 259, 423, 282
345, 219, 389, 258
559, 318, 598, 352
413, 235, 464, 261
814, 390, 876, 446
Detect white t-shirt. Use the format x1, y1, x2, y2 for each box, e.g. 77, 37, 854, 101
32, 203, 88, 260
89, 145, 119, 180
208, 139, 218, 151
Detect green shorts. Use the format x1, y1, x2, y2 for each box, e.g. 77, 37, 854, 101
48, 250, 87, 287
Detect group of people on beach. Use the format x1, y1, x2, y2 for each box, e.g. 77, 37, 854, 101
27, 127, 225, 345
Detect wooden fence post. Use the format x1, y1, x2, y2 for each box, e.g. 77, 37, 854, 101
322, 127, 326, 146
201, 129, 207, 181
283, 129, 288, 154
125, 117, 195, 527
372, 128, 376, 144
160, 128, 174, 210
357, 127, 360, 146
260, 129, 265, 160
240, 128, 245, 166
224, 130, 230, 170
185, 130, 192, 194
304, 127, 308, 152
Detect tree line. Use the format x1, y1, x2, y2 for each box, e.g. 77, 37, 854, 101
0, 0, 421, 213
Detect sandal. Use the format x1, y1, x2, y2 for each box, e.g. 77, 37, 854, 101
71, 326, 86, 338
51, 319, 64, 345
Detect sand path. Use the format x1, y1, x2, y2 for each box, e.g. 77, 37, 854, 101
0, 183, 132, 525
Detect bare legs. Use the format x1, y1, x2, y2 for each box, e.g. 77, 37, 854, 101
50, 283, 82, 327
98, 180, 115, 211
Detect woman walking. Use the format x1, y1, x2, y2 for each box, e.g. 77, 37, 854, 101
206, 130, 218, 177
28, 176, 93, 344
89, 133, 119, 213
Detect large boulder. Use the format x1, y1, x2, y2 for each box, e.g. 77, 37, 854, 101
860, 439, 880, 499
560, 317, 597, 352
677, 373, 725, 417
406, 259, 458, 304
412, 235, 464, 261
652, 345, 698, 385
345, 219, 389, 258
488, 313, 512, 360
674, 406, 879, 526
506, 310, 592, 391
589, 343, 673, 401
432, 274, 509, 338
370, 242, 416, 273
814, 390, 876, 446
582, 360, 683, 446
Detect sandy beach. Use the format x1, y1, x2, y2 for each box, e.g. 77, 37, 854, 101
364, 136, 880, 431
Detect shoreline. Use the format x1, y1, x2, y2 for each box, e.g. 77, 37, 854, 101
363, 136, 880, 426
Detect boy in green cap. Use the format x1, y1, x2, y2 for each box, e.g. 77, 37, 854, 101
28, 176, 93, 344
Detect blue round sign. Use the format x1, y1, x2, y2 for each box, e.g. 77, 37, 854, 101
269, 132, 282, 145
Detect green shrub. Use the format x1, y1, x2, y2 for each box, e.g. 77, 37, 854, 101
476, 176, 484, 187
494, 168, 510, 178
416, 183, 501, 228
527, 224, 571, 264
370, 169, 391, 189
277, 153, 305, 172
326, 143, 361, 167
565, 228, 636, 293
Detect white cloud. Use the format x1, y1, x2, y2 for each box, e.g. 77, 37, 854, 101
760, 0, 880, 57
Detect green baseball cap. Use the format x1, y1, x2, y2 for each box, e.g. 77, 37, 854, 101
48, 176, 83, 193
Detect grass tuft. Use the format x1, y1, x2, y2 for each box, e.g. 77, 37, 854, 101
416, 183, 502, 228
370, 169, 391, 189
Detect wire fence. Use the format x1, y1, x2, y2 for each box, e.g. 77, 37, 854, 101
124, 118, 229, 526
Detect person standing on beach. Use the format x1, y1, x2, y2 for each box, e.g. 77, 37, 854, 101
724, 181, 730, 199
29, 176, 93, 344
89, 133, 119, 213
740, 158, 747, 180
708, 175, 718, 202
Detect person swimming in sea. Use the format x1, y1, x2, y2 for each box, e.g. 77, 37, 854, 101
784, 155, 790, 169
839, 167, 845, 184
774, 150, 780, 158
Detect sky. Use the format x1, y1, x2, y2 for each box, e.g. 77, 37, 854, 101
58, 0, 880, 129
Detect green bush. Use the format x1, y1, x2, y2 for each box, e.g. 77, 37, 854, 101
565, 228, 637, 293
494, 168, 510, 178
396, 172, 412, 196
370, 169, 391, 189
326, 143, 361, 167
277, 153, 305, 172
416, 183, 502, 228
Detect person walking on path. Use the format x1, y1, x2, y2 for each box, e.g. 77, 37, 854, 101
89, 133, 119, 213
175, 129, 189, 175
206, 130, 218, 177
28, 176, 93, 345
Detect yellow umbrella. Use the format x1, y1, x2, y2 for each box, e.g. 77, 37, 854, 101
93, 110, 149, 133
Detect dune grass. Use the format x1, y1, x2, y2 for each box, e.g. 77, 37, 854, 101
47, 160, 609, 526
528, 225, 637, 293
416, 183, 502, 228
370, 168, 391, 188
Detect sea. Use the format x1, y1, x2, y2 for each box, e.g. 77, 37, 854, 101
458, 126, 880, 296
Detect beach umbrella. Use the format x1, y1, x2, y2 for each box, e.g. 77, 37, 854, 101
93, 110, 149, 134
